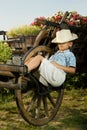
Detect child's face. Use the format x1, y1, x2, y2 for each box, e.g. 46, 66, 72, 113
57, 41, 73, 51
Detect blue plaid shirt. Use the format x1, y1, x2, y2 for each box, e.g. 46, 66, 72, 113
49, 49, 76, 67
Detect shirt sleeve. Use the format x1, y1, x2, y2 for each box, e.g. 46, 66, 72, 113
68, 53, 76, 67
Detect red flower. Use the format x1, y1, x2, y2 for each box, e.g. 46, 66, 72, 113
30, 11, 87, 28
55, 15, 62, 21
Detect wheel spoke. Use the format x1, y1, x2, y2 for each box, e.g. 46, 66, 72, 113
22, 91, 32, 98
43, 96, 49, 117
47, 93, 56, 107
35, 96, 42, 119
26, 93, 37, 112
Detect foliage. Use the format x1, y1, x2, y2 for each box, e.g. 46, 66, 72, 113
0, 41, 12, 63
32, 11, 87, 27
65, 73, 87, 90
7, 25, 41, 38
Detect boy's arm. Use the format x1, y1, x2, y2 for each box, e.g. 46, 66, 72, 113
51, 61, 76, 74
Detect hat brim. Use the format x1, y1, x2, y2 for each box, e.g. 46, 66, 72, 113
52, 33, 78, 43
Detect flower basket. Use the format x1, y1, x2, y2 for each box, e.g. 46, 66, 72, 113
7, 35, 36, 48
24, 35, 37, 48
6, 25, 41, 51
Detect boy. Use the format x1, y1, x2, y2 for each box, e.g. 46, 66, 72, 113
25, 29, 78, 87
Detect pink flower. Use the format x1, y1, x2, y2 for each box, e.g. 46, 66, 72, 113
69, 20, 75, 26
30, 22, 37, 26
30, 11, 87, 28
55, 15, 62, 21
72, 13, 79, 20
39, 16, 46, 20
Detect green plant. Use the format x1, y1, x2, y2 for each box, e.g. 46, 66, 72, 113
0, 41, 12, 63
7, 25, 41, 38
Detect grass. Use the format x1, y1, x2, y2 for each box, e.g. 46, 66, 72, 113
0, 88, 87, 130
7, 25, 41, 38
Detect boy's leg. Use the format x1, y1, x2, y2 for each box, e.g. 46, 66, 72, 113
25, 55, 44, 72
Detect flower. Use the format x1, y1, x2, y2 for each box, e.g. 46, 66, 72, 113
30, 16, 46, 28
50, 11, 87, 27
31, 11, 87, 27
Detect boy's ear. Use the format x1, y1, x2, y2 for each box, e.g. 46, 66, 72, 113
69, 42, 73, 47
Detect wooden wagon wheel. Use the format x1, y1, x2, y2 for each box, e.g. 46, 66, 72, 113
15, 45, 64, 126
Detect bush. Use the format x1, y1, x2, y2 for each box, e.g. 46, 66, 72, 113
0, 41, 12, 63
65, 73, 87, 90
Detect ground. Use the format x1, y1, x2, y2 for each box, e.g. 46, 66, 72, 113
0, 89, 87, 130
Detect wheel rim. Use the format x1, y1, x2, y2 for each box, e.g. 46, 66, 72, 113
15, 84, 64, 126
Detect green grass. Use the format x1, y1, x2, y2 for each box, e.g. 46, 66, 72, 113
0, 89, 87, 130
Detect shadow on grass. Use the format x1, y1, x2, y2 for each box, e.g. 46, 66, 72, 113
44, 107, 87, 130
62, 108, 87, 129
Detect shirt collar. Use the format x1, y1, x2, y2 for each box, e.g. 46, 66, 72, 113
58, 49, 70, 53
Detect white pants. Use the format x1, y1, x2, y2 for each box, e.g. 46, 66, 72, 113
38, 59, 66, 87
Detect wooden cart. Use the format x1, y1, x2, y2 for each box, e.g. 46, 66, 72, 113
0, 12, 87, 126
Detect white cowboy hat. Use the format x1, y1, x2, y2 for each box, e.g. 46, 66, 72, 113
52, 29, 78, 43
